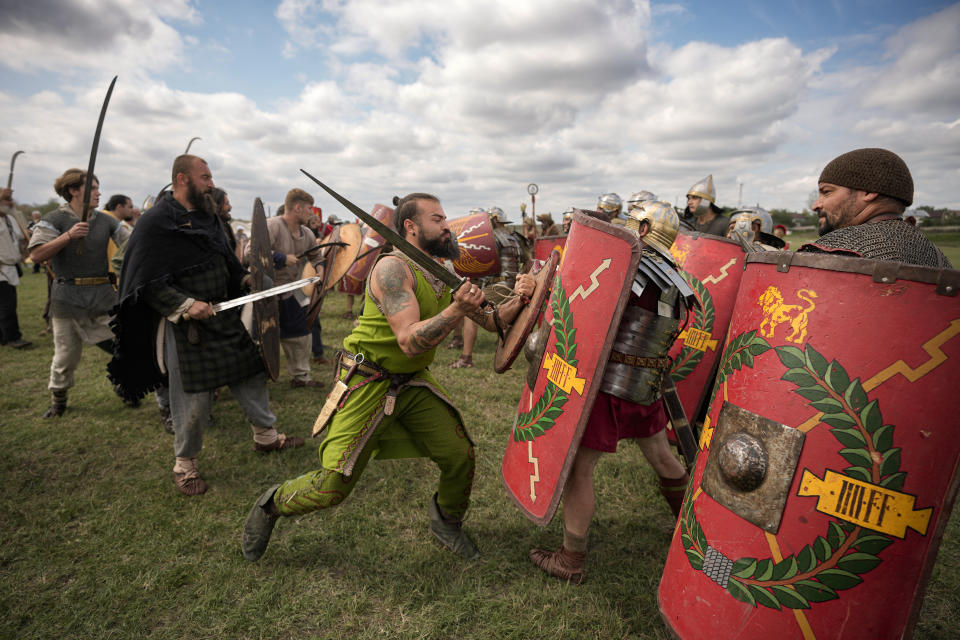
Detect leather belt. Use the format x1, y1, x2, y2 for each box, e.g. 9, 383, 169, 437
609, 350, 671, 370
57, 275, 115, 286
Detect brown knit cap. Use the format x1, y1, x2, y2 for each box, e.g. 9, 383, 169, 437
819, 148, 913, 206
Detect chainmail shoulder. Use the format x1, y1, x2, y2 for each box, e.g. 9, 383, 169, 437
800, 220, 953, 269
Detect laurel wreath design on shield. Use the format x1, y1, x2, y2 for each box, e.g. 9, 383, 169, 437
512, 276, 576, 442
670, 272, 715, 382
681, 337, 899, 610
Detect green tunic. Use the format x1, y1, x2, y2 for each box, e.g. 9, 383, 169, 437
318, 252, 468, 475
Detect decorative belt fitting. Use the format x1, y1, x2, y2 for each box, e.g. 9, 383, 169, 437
608, 350, 671, 369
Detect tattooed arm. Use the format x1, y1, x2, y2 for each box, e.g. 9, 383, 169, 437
466, 272, 536, 332
369, 256, 485, 358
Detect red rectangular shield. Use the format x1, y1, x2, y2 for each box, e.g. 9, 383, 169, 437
501, 213, 640, 525
659, 252, 960, 640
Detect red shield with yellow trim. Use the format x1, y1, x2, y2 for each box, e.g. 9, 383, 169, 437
501, 212, 641, 525
337, 204, 395, 296
534, 234, 567, 264
448, 212, 499, 279
659, 252, 960, 640
667, 231, 746, 423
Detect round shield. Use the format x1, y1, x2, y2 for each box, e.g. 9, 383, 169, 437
300, 261, 317, 298
667, 231, 747, 423
323, 223, 362, 292
659, 252, 960, 639
448, 212, 499, 279
337, 204, 396, 296
493, 250, 560, 374
249, 197, 280, 381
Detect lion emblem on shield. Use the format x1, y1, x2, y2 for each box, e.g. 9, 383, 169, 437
757, 286, 817, 344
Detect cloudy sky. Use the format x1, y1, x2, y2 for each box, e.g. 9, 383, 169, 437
1, 0, 958, 222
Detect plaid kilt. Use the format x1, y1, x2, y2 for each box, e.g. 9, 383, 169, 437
161, 254, 264, 392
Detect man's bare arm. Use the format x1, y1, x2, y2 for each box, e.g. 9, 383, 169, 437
370, 256, 485, 358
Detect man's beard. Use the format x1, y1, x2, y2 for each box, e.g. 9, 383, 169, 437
186, 177, 214, 214
817, 214, 836, 237
420, 229, 460, 260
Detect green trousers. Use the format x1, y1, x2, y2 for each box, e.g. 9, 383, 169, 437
274, 386, 475, 519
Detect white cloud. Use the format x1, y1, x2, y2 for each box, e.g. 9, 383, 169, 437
1, 0, 959, 221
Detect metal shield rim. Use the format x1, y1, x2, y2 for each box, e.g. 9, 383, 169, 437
493, 249, 560, 373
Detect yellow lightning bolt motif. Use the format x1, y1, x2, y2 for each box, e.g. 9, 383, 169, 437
798, 319, 960, 433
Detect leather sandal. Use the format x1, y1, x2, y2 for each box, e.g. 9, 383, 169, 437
449, 355, 473, 369
529, 546, 586, 584
253, 435, 305, 452
174, 471, 208, 496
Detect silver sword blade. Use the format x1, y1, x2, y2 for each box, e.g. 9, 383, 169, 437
211, 275, 322, 313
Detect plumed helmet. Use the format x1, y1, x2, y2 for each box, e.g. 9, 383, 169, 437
614, 200, 680, 262
627, 190, 657, 210
597, 193, 623, 216
487, 206, 508, 224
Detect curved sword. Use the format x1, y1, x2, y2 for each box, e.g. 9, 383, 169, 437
7, 150, 24, 189
81, 76, 117, 223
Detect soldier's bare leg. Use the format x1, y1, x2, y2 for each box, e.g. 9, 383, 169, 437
636, 430, 688, 517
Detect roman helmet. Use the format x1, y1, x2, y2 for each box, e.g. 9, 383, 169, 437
728, 207, 772, 237
614, 200, 680, 263
687, 175, 716, 217
597, 193, 623, 217
487, 206, 508, 224
469, 207, 486, 215
627, 190, 657, 211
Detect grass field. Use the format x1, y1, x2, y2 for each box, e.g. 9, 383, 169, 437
1, 258, 958, 639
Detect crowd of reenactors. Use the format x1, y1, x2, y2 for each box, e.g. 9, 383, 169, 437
1, 147, 950, 589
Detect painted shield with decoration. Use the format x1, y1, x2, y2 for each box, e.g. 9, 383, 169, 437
337, 204, 396, 296
501, 212, 640, 525
659, 252, 960, 640
668, 232, 747, 423
534, 235, 567, 264
448, 212, 499, 279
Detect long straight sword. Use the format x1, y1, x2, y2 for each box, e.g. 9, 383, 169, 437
299, 169, 466, 294
210, 275, 322, 313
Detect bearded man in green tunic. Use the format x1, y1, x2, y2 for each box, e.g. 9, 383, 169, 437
242, 192, 535, 562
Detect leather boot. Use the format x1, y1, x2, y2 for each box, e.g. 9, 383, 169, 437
242, 484, 282, 562
42, 389, 67, 418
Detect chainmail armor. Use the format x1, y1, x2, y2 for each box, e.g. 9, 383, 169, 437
800, 220, 952, 269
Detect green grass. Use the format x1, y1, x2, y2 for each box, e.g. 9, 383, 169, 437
1, 271, 957, 639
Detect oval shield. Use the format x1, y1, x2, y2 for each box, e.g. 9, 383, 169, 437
448, 212, 499, 279
501, 212, 641, 525
337, 204, 396, 296
659, 253, 960, 640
